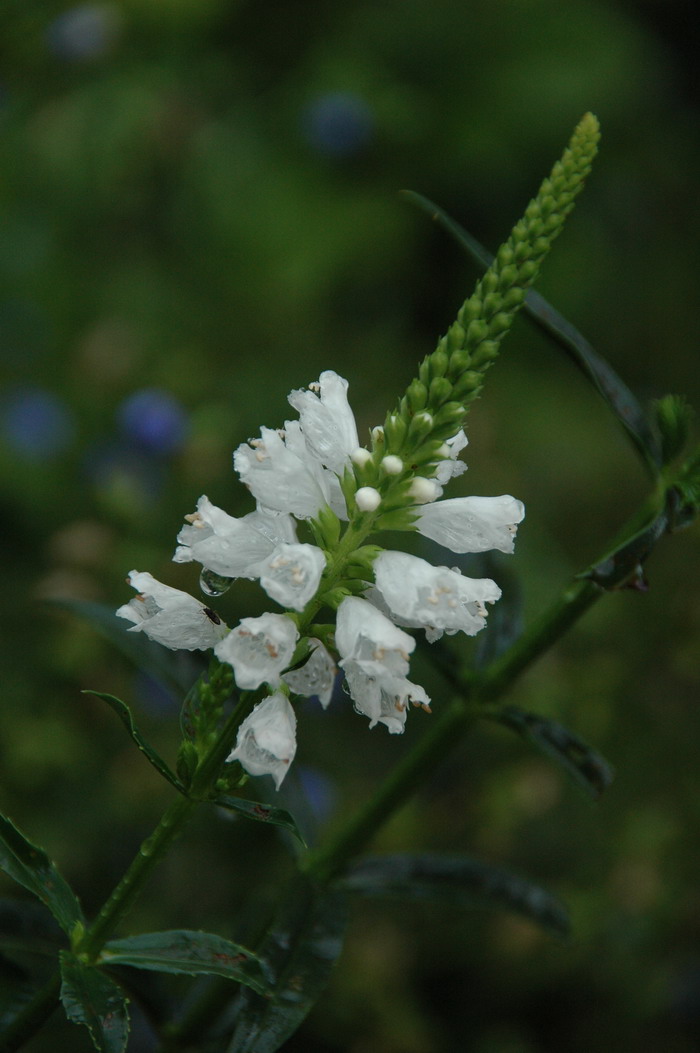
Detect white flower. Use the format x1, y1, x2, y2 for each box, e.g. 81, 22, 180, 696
173, 495, 298, 577
415, 495, 525, 554
226, 692, 297, 790
256, 542, 326, 612
372, 550, 501, 641
282, 639, 337, 708
116, 571, 228, 651
287, 370, 360, 474
434, 430, 469, 485
335, 596, 430, 734
233, 423, 333, 520
214, 613, 298, 690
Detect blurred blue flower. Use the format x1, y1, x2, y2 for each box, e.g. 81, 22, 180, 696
118, 388, 188, 456
302, 93, 374, 158
2, 386, 75, 458
46, 3, 121, 62
296, 766, 336, 824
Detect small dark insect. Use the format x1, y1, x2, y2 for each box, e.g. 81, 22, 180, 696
203, 607, 221, 625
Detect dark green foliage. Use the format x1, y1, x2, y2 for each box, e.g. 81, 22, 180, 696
59, 953, 129, 1053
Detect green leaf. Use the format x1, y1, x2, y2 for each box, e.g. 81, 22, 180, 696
49, 597, 194, 695
487, 705, 614, 799
227, 877, 348, 1053
402, 189, 662, 472
100, 930, 269, 994
586, 506, 669, 590
213, 796, 306, 847
342, 853, 570, 938
82, 691, 185, 794
60, 952, 129, 1053
0, 813, 84, 936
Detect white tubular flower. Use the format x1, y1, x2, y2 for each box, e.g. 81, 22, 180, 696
283, 639, 337, 709
214, 613, 298, 690
116, 571, 228, 651
335, 596, 430, 734
234, 422, 332, 520
287, 370, 360, 474
434, 430, 469, 485
257, 542, 326, 612
226, 692, 297, 790
373, 550, 501, 641
415, 495, 525, 555
173, 495, 298, 577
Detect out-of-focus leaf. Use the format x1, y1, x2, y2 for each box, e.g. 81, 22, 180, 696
342, 853, 570, 938
0, 952, 40, 1031
473, 554, 523, 670
0, 814, 84, 937
402, 190, 662, 472
100, 930, 269, 995
0, 898, 64, 957
213, 796, 306, 847
60, 952, 129, 1053
49, 598, 195, 695
226, 876, 348, 1053
82, 691, 185, 794
488, 705, 614, 799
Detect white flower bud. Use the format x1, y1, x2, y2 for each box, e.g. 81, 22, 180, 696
356, 486, 382, 512
381, 455, 403, 475
408, 477, 441, 504
351, 447, 372, 467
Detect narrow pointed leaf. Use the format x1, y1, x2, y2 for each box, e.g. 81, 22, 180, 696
343, 853, 570, 938
49, 597, 194, 695
213, 796, 306, 847
83, 691, 185, 794
402, 190, 662, 471
488, 705, 614, 799
60, 952, 129, 1053
0, 813, 84, 936
227, 877, 348, 1053
100, 931, 269, 995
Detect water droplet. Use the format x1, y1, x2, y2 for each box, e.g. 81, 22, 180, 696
199, 568, 234, 597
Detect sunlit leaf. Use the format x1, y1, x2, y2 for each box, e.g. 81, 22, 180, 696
227, 877, 348, 1053
402, 189, 662, 472
342, 853, 570, 937
60, 952, 129, 1053
488, 705, 614, 799
82, 691, 185, 794
100, 930, 269, 995
0, 813, 84, 936
213, 796, 306, 847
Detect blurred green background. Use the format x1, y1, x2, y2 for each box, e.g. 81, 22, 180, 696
1, 1, 699, 1050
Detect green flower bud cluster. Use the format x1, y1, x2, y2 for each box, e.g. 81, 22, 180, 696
394, 113, 601, 451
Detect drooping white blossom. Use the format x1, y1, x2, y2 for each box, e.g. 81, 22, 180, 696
233, 422, 334, 520
173, 495, 298, 577
415, 495, 525, 555
287, 370, 360, 474
214, 613, 298, 690
372, 550, 501, 641
226, 692, 297, 789
282, 639, 337, 708
256, 542, 326, 612
116, 571, 228, 651
335, 596, 430, 734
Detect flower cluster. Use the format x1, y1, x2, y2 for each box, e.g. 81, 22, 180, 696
117, 371, 524, 788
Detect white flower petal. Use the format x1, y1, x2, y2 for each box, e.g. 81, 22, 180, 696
373, 551, 501, 639
234, 423, 331, 519
226, 692, 297, 789
173, 495, 286, 577
214, 613, 299, 690
116, 571, 228, 651
283, 639, 337, 708
257, 542, 326, 611
415, 495, 525, 554
434, 430, 469, 485
288, 370, 359, 474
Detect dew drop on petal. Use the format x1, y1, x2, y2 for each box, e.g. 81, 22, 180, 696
199, 568, 235, 597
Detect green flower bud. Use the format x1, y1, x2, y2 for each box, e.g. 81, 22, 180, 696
428, 376, 453, 407
406, 378, 429, 413
430, 349, 450, 378
383, 414, 407, 451
407, 410, 434, 442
